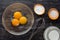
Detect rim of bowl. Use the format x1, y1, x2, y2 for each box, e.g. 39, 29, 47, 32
2, 3, 34, 35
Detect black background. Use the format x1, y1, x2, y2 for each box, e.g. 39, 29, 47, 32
0, 0, 60, 40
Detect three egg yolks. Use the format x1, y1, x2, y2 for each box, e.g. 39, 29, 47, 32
12, 11, 28, 26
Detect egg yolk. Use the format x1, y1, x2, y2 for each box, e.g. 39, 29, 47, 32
19, 16, 27, 25
12, 19, 19, 26
13, 11, 22, 19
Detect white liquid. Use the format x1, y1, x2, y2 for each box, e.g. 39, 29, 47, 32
49, 10, 58, 19
48, 30, 59, 40
34, 5, 45, 15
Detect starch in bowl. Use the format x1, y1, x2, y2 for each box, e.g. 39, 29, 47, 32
48, 30, 59, 40
34, 4, 45, 15
44, 26, 60, 40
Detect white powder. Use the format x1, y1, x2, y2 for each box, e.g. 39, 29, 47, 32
48, 30, 59, 40
34, 5, 45, 15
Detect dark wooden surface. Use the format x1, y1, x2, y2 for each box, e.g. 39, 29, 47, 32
0, 0, 60, 40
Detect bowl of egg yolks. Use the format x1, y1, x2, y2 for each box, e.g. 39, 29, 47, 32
2, 3, 34, 35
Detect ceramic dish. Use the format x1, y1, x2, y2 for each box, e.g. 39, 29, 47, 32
34, 4, 45, 15
44, 26, 60, 40
48, 8, 59, 20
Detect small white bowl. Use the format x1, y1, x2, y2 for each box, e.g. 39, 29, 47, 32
34, 4, 45, 15
44, 26, 60, 40
48, 8, 59, 20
